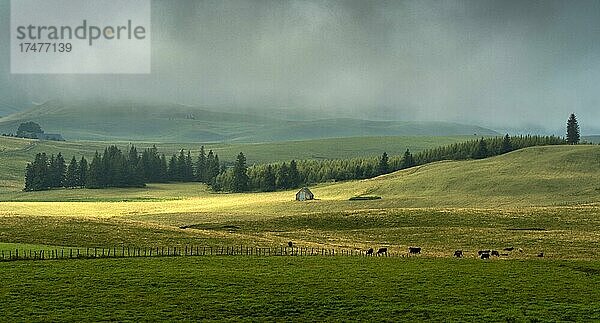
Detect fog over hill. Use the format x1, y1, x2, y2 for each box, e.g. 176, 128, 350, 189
1, 1, 600, 134
0, 101, 498, 142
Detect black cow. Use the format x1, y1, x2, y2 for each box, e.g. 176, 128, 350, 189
491, 250, 500, 257
288, 241, 293, 248
454, 250, 463, 258
366, 248, 374, 256
480, 253, 490, 259
376, 248, 388, 256
408, 247, 421, 254
537, 252, 544, 257
478, 250, 490, 256
503, 247, 514, 251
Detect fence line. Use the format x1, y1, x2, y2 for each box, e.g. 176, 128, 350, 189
0, 245, 400, 262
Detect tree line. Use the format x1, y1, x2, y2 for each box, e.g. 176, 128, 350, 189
24, 134, 565, 192
212, 134, 565, 192
24, 145, 222, 191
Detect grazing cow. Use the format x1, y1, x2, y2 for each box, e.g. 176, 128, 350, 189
454, 250, 463, 258
478, 250, 490, 256
376, 248, 388, 256
288, 241, 293, 248
503, 247, 514, 251
537, 252, 544, 257
480, 253, 490, 259
491, 250, 500, 257
408, 247, 421, 254
518, 248, 523, 253
366, 248, 374, 256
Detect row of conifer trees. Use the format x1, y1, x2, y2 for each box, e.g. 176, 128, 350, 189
213, 134, 565, 192
24, 134, 565, 192
24, 145, 221, 191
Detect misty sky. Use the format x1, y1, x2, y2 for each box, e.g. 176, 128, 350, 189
1, 0, 599, 133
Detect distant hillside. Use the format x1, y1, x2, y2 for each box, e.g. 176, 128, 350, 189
0, 101, 498, 142
317, 145, 600, 207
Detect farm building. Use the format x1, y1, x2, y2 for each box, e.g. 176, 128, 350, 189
295, 187, 314, 201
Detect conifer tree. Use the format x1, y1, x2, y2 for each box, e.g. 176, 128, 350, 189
86, 152, 102, 188
288, 160, 300, 188
184, 151, 194, 181
566, 113, 580, 144
167, 154, 177, 181
232, 152, 249, 192
204, 151, 220, 184
49, 153, 66, 187
78, 156, 88, 187
262, 164, 276, 192
400, 149, 415, 169
30, 153, 50, 190
205, 150, 215, 183
377, 152, 389, 175
196, 146, 207, 182
65, 156, 79, 187
472, 138, 488, 159
24, 163, 35, 191
276, 162, 289, 189
159, 154, 168, 182
128, 146, 139, 166
501, 134, 512, 153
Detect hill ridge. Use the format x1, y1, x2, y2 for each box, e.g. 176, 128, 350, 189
0, 101, 499, 142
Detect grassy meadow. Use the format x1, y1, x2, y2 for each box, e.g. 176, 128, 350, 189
1, 139, 599, 321
1, 257, 599, 321
1, 145, 599, 258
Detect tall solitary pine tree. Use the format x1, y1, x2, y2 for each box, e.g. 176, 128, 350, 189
566, 113, 580, 145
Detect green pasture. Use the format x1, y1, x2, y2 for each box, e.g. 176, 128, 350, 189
0, 257, 598, 321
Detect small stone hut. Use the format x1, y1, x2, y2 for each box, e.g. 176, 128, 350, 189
295, 187, 314, 201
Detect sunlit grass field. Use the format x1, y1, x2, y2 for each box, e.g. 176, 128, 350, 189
1, 145, 599, 259
1, 143, 599, 321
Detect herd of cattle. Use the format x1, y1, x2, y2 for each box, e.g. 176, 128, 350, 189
286, 242, 543, 258
363, 246, 544, 258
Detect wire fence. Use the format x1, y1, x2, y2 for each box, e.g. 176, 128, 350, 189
0, 246, 404, 262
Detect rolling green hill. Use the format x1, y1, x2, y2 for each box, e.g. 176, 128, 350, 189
2, 144, 599, 209
316, 145, 600, 207
0, 101, 498, 142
